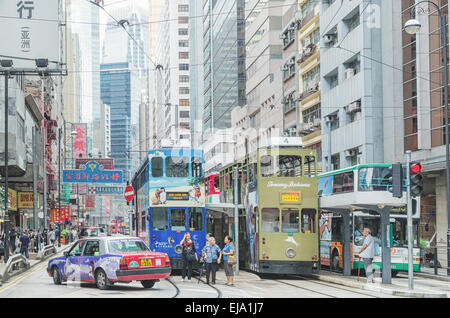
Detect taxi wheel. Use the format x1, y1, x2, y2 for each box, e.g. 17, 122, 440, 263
95, 269, 110, 290
141, 280, 156, 289
52, 267, 62, 285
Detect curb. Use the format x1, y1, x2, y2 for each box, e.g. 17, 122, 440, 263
412, 272, 450, 283
312, 274, 448, 298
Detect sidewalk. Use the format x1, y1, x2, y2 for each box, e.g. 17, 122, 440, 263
0, 243, 72, 285
312, 271, 448, 298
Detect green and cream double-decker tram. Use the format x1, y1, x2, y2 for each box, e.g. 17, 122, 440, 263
219, 145, 319, 275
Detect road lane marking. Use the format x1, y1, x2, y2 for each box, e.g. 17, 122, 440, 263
0, 260, 49, 294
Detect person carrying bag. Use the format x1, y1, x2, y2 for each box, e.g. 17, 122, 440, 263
180, 232, 198, 282
219, 235, 235, 286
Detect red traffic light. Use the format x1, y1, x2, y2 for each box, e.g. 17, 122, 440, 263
411, 163, 423, 174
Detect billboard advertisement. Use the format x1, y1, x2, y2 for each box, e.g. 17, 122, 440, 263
18, 192, 40, 209
51, 206, 71, 222
8, 189, 18, 211
75, 158, 114, 170
63, 161, 123, 184
148, 149, 204, 208
0, 0, 63, 70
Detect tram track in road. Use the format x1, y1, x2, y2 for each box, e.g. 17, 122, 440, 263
274, 279, 338, 298
167, 276, 222, 298
288, 275, 382, 298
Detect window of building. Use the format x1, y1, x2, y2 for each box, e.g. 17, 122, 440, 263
260, 155, 274, 177
166, 157, 189, 177
179, 64, 189, 71
344, 7, 360, 33
303, 65, 320, 91
178, 4, 189, 12
303, 104, 321, 124
178, 16, 188, 24
179, 99, 190, 106
179, 40, 189, 47
179, 87, 190, 95
179, 28, 188, 36
180, 75, 189, 82
151, 157, 163, 177
261, 208, 280, 233
282, 208, 299, 233
180, 110, 189, 118
171, 208, 186, 231
277, 155, 302, 177
152, 207, 168, 230
188, 208, 203, 231
344, 54, 361, 79
179, 52, 189, 59
301, 209, 316, 233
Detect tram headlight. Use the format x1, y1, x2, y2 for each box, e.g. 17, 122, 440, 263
286, 248, 296, 258
174, 245, 183, 255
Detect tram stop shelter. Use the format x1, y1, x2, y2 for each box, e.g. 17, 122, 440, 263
320, 190, 407, 285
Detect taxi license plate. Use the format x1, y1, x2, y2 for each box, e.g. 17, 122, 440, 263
156, 258, 161, 266
140, 258, 152, 266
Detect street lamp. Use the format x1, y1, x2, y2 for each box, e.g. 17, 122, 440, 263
405, 0, 450, 277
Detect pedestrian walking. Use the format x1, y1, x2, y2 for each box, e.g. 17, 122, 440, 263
180, 232, 198, 282
358, 228, 375, 283
203, 237, 221, 285
50, 229, 56, 246
71, 228, 78, 242
55, 227, 61, 247
219, 235, 235, 286
19, 231, 31, 259
9, 228, 17, 255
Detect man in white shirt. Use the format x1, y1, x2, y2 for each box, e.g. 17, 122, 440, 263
358, 228, 375, 283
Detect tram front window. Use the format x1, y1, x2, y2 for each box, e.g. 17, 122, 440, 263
192, 157, 202, 178
152, 157, 163, 177
301, 209, 316, 234
277, 155, 302, 177
260, 156, 274, 177
166, 157, 189, 177
171, 209, 186, 231
188, 208, 203, 231
262, 208, 279, 233
152, 207, 168, 230
282, 208, 299, 233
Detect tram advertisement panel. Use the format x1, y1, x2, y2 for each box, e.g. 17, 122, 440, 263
244, 184, 258, 271
319, 213, 332, 266
318, 175, 334, 196
148, 149, 205, 207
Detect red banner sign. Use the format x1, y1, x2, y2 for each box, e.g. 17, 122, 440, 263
85, 195, 95, 209
51, 206, 72, 222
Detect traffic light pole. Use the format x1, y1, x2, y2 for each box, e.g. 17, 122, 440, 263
406, 150, 414, 290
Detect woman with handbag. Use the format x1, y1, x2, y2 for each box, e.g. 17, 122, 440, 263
180, 232, 198, 282
219, 235, 235, 286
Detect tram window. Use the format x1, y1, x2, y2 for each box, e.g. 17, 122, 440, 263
151, 157, 163, 177
277, 156, 302, 177
214, 176, 219, 192
205, 180, 209, 195
332, 172, 354, 193
282, 208, 299, 233
170, 209, 186, 231
392, 218, 419, 248
260, 156, 274, 177
188, 208, 203, 231
304, 156, 316, 178
358, 167, 391, 191
192, 157, 202, 178
261, 208, 280, 233
166, 157, 189, 177
301, 209, 316, 234
152, 207, 168, 230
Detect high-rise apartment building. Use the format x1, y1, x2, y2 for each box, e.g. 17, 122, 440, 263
232, 0, 285, 160
155, 0, 192, 145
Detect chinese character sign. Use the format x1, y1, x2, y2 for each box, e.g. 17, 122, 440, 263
63, 161, 123, 184
0, 0, 61, 69
8, 189, 18, 211
73, 124, 87, 161
51, 206, 71, 222
85, 196, 95, 210
18, 192, 39, 209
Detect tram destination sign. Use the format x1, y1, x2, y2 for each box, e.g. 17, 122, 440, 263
280, 192, 301, 203
167, 192, 190, 201
63, 161, 123, 184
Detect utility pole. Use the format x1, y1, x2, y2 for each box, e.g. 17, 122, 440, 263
406, 150, 414, 290
32, 126, 38, 230
3, 72, 10, 263
58, 127, 62, 247
233, 167, 239, 275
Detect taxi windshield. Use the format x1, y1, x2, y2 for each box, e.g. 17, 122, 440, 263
108, 240, 149, 253
80, 228, 104, 237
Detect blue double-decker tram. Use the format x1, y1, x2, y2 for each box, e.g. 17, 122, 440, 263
132, 148, 206, 269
